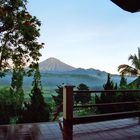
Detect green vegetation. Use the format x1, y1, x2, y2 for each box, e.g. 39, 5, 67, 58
75, 83, 91, 105
0, 71, 139, 123
92, 51, 140, 115
119, 74, 127, 89
19, 65, 50, 123
95, 74, 140, 114
0, 87, 23, 124
73, 48, 140, 117
0, 0, 140, 124
0, 0, 50, 124
52, 84, 63, 106
95, 74, 118, 113
118, 47, 140, 76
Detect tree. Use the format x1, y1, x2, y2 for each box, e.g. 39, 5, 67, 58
75, 83, 91, 105
95, 74, 117, 113
19, 64, 50, 123
103, 73, 115, 90
0, 87, 24, 124
118, 48, 140, 110
118, 48, 140, 76
119, 74, 128, 89
51, 84, 64, 121
52, 84, 64, 106
102, 73, 117, 102
0, 0, 44, 88
118, 74, 140, 111
0, 0, 47, 123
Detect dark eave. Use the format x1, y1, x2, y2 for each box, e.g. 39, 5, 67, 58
111, 0, 140, 13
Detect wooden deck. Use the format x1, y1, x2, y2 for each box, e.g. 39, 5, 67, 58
0, 118, 140, 140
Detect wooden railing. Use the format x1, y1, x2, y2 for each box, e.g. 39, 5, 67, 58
62, 86, 140, 140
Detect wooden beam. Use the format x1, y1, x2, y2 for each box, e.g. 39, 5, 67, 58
63, 86, 74, 120
73, 110, 140, 125
74, 89, 140, 94
63, 86, 74, 140
74, 101, 140, 108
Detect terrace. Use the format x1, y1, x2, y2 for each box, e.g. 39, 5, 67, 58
1, 1, 140, 140
0, 117, 140, 140
1, 86, 140, 140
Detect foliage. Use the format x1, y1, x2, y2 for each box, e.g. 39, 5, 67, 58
74, 107, 96, 117
116, 91, 140, 112
118, 48, 140, 76
100, 74, 117, 102
0, 0, 44, 76
95, 74, 140, 114
0, 0, 49, 124
51, 84, 65, 121
10, 68, 24, 105
0, 0, 44, 103
95, 74, 118, 113
75, 83, 91, 105
118, 47, 140, 109
52, 84, 64, 106
116, 74, 140, 111
19, 64, 50, 123
103, 74, 117, 90
119, 74, 127, 89
0, 87, 23, 124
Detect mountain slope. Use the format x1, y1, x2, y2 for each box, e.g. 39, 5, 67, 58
68, 68, 107, 77
39, 57, 75, 72
1, 57, 136, 90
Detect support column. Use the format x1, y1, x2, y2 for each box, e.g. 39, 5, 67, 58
63, 85, 74, 140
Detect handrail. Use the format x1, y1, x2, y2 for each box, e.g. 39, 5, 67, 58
73, 89, 140, 94
73, 110, 140, 125
74, 101, 140, 108
62, 86, 140, 140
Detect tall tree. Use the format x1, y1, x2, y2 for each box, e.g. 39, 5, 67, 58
102, 73, 117, 102
0, 0, 44, 80
118, 48, 140, 76
19, 64, 50, 123
95, 74, 117, 113
119, 74, 127, 89
103, 73, 115, 90
0, 0, 45, 123
52, 84, 64, 106
52, 84, 64, 121
75, 83, 91, 105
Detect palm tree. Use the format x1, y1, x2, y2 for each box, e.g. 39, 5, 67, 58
118, 48, 140, 76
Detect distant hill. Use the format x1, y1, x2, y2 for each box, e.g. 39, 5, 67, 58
0, 57, 136, 90
67, 68, 107, 77
39, 57, 75, 72
128, 76, 140, 87
0, 72, 136, 91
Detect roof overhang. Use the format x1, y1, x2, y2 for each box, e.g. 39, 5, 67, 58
111, 0, 140, 13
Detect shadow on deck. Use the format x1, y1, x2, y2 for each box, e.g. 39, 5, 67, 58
0, 118, 140, 140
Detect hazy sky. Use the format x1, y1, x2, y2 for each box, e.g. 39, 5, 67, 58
27, 0, 140, 74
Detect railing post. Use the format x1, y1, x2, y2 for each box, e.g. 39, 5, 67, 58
63, 85, 74, 140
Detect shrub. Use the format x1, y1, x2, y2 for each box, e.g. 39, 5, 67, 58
75, 83, 91, 105
95, 74, 117, 113
0, 87, 23, 124
52, 84, 63, 106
